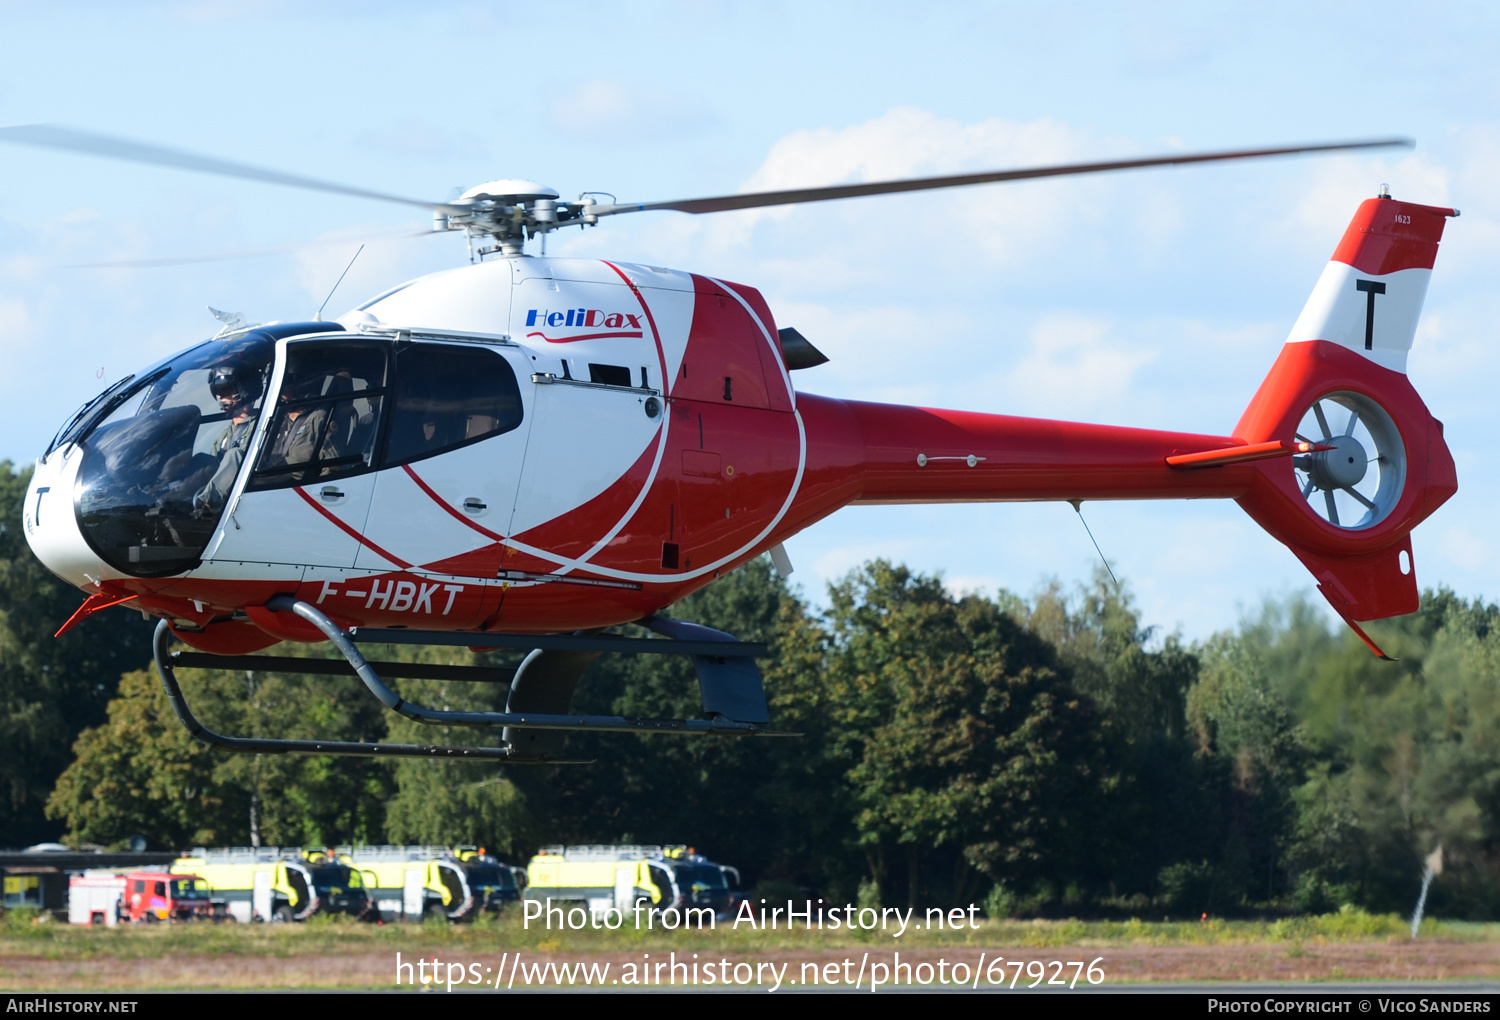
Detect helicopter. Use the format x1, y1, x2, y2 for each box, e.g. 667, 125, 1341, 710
5, 126, 1458, 763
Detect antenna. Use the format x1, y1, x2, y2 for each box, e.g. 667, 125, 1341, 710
1068, 499, 1118, 586
315, 244, 364, 321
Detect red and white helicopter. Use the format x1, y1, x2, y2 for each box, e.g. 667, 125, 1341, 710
5, 127, 1457, 762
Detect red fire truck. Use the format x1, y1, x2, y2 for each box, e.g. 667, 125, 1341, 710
120, 870, 218, 922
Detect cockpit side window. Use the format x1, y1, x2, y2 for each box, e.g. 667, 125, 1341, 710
379, 343, 524, 468
247, 342, 388, 491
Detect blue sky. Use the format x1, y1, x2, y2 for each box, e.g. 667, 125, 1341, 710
2, 1, 1496, 639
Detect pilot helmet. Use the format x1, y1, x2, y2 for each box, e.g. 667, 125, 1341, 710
208, 336, 273, 411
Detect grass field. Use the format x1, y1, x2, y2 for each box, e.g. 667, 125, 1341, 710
2, 910, 1497, 990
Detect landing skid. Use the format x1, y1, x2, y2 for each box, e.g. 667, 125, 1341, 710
151, 596, 793, 764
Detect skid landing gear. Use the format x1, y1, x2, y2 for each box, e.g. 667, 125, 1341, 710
152, 595, 793, 763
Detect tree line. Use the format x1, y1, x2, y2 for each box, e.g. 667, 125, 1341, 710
5, 461, 1499, 918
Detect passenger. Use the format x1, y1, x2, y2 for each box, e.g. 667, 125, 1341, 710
263, 376, 337, 477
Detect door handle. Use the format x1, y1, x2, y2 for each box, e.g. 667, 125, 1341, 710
319, 486, 346, 504
462, 497, 488, 516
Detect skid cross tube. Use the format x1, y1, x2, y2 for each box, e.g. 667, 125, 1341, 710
151, 620, 570, 762
350, 627, 769, 658
267, 596, 795, 738
170, 651, 518, 684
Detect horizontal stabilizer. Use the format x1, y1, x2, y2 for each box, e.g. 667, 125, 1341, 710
1167, 439, 1331, 470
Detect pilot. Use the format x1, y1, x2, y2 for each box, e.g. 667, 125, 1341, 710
192, 354, 266, 516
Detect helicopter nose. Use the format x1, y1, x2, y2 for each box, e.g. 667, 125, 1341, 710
23, 446, 107, 590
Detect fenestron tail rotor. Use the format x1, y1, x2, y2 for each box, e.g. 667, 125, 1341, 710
1293, 391, 1406, 530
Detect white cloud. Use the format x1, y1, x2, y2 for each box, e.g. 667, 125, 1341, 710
292, 228, 442, 311
1438, 526, 1490, 571
690, 106, 1097, 263
355, 118, 488, 161
810, 537, 930, 588
1265, 150, 1452, 264
0, 296, 32, 341
943, 574, 1007, 600
1002, 315, 1158, 420
549, 79, 714, 145
742, 106, 1082, 191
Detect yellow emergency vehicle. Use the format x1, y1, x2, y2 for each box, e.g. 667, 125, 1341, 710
170, 847, 372, 923
451, 847, 524, 916
525, 845, 741, 919
336, 846, 475, 922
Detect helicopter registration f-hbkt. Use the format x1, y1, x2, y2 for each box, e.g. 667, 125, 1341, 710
5, 127, 1458, 762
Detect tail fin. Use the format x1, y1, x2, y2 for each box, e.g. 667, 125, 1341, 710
1233, 192, 1459, 645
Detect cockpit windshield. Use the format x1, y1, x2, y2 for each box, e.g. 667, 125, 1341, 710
308, 864, 361, 891
464, 864, 516, 890
71, 334, 275, 577
46, 371, 147, 460
170, 878, 210, 899
673, 864, 729, 890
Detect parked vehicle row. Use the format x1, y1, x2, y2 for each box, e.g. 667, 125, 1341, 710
52, 843, 741, 924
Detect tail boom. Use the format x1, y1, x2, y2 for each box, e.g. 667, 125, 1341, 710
799, 395, 1257, 505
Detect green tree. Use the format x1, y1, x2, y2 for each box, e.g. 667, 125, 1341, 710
47, 657, 396, 848
826, 561, 1107, 908
1024, 572, 1217, 902
376, 639, 535, 857
1189, 623, 1311, 910
1276, 591, 1500, 916
44, 669, 239, 847
0, 462, 153, 845
1188, 589, 1500, 918
384, 762, 531, 856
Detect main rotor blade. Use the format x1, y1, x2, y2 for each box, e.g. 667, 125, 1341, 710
0, 124, 463, 212
590, 138, 1412, 218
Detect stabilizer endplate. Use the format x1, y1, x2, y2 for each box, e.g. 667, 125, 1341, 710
642, 616, 771, 724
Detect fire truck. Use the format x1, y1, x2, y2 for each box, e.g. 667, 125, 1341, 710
171, 848, 372, 922
452, 847, 524, 916
67, 872, 126, 926
68, 869, 217, 923
329, 845, 524, 922
525, 846, 741, 920
339, 846, 468, 922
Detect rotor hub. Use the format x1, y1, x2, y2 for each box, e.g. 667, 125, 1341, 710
1307, 434, 1368, 490
436, 181, 599, 257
